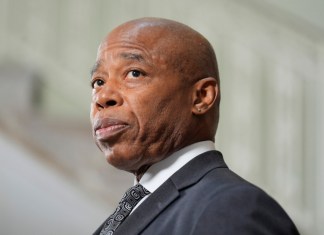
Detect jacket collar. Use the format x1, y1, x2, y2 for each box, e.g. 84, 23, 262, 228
112, 150, 227, 235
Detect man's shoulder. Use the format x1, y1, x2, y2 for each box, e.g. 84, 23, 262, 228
195, 168, 278, 209
180, 159, 264, 202
190, 170, 299, 234
172, 150, 294, 221
139, 152, 299, 235
180, 154, 280, 210
175, 157, 299, 234
170, 150, 251, 192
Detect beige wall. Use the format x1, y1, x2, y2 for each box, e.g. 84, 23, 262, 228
1, 0, 323, 234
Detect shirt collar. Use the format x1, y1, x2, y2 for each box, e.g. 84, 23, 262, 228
137, 140, 215, 193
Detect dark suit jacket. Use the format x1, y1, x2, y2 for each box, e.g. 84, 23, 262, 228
94, 151, 299, 235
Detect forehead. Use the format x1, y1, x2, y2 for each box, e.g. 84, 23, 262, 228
94, 32, 171, 74
91, 50, 153, 77
97, 40, 152, 62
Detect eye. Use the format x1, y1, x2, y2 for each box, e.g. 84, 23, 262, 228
91, 79, 105, 88
126, 70, 145, 79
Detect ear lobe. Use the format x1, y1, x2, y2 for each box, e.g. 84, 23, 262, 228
192, 77, 218, 115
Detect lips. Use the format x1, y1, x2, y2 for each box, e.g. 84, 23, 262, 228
94, 118, 129, 141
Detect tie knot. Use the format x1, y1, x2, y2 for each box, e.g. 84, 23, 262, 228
99, 184, 150, 235
121, 184, 150, 206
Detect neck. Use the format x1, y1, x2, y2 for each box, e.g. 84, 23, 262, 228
134, 164, 151, 182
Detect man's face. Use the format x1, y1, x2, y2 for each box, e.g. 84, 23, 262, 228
90, 25, 194, 172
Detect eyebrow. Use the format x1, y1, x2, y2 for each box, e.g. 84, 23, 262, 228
119, 52, 145, 62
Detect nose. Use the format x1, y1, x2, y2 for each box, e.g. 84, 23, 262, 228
94, 84, 123, 110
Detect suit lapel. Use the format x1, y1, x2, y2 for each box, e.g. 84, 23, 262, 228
94, 151, 227, 235
92, 182, 179, 235
114, 179, 179, 235
114, 150, 227, 235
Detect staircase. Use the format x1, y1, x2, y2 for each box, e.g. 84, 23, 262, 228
0, 63, 132, 235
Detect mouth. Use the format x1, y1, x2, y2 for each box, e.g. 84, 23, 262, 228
94, 118, 129, 141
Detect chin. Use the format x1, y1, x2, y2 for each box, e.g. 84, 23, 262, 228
104, 148, 142, 173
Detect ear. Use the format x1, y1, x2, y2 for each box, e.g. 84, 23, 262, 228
192, 77, 219, 115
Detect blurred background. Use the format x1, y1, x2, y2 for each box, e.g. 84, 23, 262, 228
0, 0, 323, 234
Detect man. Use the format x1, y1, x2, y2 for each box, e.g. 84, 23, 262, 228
90, 17, 299, 235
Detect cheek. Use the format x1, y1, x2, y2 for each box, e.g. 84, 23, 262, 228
135, 95, 186, 140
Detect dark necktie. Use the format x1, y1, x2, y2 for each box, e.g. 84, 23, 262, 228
99, 184, 150, 235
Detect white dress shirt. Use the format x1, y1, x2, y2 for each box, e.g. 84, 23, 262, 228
132, 140, 215, 212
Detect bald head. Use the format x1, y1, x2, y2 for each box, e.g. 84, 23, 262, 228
91, 17, 220, 174
102, 18, 219, 83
